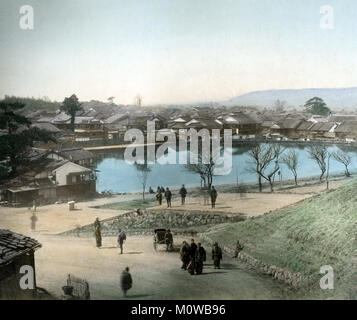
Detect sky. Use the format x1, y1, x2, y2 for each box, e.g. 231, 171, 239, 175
1, 0, 357, 105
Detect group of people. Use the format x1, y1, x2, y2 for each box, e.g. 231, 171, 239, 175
94, 218, 132, 297
93, 220, 241, 297
155, 184, 218, 209
179, 239, 223, 275
155, 186, 174, 208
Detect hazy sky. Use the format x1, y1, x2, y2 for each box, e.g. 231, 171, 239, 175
1, 0, 357, 105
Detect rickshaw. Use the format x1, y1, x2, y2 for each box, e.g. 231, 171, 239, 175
153, 228, 173, 251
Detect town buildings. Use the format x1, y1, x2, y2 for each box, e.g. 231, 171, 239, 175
4, 159, 96, 206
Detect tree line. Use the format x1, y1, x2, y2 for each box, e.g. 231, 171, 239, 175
183, 143, 354, 193
245, 143, 352, 192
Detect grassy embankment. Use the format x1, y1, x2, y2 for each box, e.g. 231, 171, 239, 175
205, 178, 357, 299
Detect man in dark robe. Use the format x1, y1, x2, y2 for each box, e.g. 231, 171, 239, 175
180, 241, 190, 270
94, 217, 102, 248
118, 229, 127, 254
164, 229, 173, 252
120, 267, 132, 297
212, 242, 223, 269
179, 184, 187, 205
188, 239, 197, 275
30, 212, 38, 231
164, 187, 172, 208
210, 186, 218, 209
195, 243, 206, 275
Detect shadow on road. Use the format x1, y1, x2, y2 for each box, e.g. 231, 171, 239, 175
199, 271, 228, 275
125, 294, 151, 298
123, 252, 143, 255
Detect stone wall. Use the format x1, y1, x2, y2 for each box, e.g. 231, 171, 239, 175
199, 233, 314, 289
59, 209, 245, 237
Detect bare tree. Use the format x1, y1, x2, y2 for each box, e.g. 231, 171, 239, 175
185, 155, 215, 189
332, 150, 352, 177
307, 145, 328, 182
281, 149, 299, 186
135, 163, 151, 201
246, 144, 284, 192
185, 150, 217, 190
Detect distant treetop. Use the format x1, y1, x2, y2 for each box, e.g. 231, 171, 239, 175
304, 97, 331, 116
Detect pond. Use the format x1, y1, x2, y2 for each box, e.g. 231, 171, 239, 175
95, 143, 357, 193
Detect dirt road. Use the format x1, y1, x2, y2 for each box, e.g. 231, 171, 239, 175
1, 181, 344, 300
35, 235, 290, 300
0, 180, 345, 236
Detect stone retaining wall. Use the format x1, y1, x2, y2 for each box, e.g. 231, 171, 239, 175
198, 233, 314, 289
59, 209, 245, 237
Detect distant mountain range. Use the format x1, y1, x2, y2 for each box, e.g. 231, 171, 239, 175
222, 87, 357, 109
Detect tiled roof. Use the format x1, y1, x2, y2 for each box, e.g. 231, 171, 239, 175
232, 112, 260, 124
31, 123, 61, 133
309, 122, 335, 132
65, 116, 102, 125
296, 120, 314, 131
52, 112, 71, 123
334, 121, 357, 133
261, 120, 275, 128
329, 115, 357, 122
0, 229, 41, 265
58, 148, 94, 161
104, 113, 129, 124
278, 119, 302, 129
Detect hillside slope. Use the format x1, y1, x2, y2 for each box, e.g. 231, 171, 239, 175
206, 179, 357, 298
223, 87, 357, 108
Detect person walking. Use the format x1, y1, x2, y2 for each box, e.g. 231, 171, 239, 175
118, 229, 127, 254
194, 243, 206, 275
30, 212, 37, 231
179, 184, 188, 205
187, 239, 197, 275
156, 191, 163, 205
94, 217, 102, 248
212, 242, 223, 269
180, 241, 190, 270
120, 267, 133, 297
232, 240, 244, 258
210, 186, 218, 209
164, 187, 172, 208
164, 229, 173, 252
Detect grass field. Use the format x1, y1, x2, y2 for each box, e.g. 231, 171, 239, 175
206, 179, 357, 299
